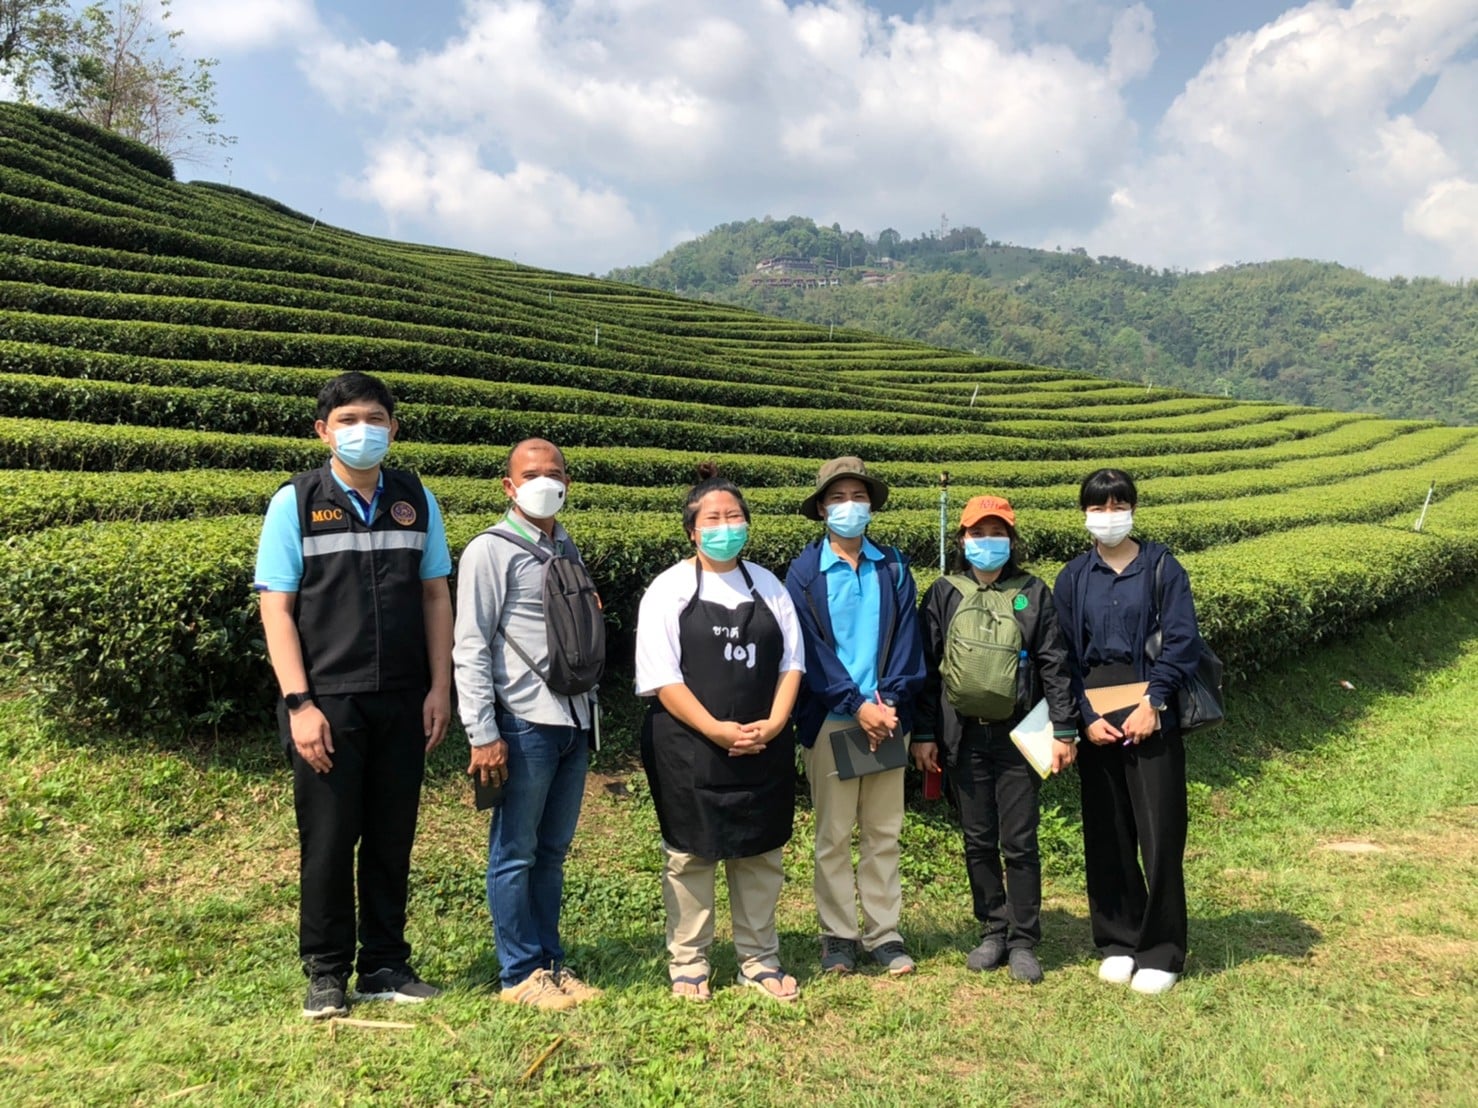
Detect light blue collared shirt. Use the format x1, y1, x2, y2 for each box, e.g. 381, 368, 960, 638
820, 536, 884, 717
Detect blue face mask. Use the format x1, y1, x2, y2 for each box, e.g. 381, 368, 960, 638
964, 536, 1012, 571
698, 522, 749, 561
826, 500, 872, 539
333, 424, 391, 470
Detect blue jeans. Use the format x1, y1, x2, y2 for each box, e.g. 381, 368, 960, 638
487, 712, 588, 987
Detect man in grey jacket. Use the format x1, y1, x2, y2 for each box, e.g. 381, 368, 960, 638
453, 438, 600, 1010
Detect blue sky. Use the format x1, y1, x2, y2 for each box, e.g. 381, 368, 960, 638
156, 0, 1478, 278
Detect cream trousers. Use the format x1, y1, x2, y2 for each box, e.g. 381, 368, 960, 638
802, 717, 906, 950
661, 842, 785, 981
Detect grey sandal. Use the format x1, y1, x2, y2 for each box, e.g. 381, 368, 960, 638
670, 973, 711, 1002
737, 968, 798, 1004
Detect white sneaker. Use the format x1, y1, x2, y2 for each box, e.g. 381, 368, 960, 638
1130, 968, 1179, 994
1098, 956, 1135, 984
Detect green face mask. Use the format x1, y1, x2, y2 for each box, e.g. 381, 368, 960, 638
698, 522, 749, 561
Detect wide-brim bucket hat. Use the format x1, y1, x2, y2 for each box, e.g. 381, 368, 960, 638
799, 456, 890, 521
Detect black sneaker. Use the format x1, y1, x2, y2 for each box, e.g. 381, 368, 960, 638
1007, 948, 1044, 984
354, 965, 442, 1004
966, 936, 1007, 972
302, 973, 349, 1019
819, 935, 858, 974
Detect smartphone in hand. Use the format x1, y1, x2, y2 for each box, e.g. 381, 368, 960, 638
473, 774, 505, 811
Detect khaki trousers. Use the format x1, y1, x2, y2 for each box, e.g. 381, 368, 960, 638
661, 842, 785, 981
803, 718, 906, 950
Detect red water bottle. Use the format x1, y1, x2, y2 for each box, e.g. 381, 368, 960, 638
923, 767, 943, 801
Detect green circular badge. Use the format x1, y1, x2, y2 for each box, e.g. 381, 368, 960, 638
1013, 595, 1029, 611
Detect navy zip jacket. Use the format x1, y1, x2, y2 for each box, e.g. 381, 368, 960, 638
784, 537, 927, 748
1052, 538, 1202, 727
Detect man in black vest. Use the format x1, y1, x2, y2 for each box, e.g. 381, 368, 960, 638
254, 371, 454, 1019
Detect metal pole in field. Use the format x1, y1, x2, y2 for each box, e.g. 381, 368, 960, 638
1414, 483, 1435, 531
938, 470, 950, 572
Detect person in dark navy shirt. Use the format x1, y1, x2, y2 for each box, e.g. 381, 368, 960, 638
1052, 469, 1202, 996
255, 371, 453, 1020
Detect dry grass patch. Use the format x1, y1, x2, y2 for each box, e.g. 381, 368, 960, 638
1308, 817, 1478, 991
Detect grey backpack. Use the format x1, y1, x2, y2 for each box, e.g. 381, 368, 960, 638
486, 530, 606, 695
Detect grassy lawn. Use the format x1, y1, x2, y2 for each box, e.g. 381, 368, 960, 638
2, 586, 1476, 1107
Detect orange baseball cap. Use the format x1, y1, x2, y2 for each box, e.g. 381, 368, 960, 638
960, 495, 1016, 529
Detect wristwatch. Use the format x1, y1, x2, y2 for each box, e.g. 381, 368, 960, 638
283, 691, 315, 711
1143, 694, 1168, 712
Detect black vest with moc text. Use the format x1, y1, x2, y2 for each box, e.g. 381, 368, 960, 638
289, 464, 430, 695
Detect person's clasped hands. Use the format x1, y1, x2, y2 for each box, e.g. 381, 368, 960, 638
724, 719, 784, 756
856, 692, 898, 752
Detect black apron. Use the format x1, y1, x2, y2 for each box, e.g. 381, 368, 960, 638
640, 560, 796, 859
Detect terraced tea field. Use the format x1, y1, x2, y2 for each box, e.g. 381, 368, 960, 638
3, 102, 1478, 730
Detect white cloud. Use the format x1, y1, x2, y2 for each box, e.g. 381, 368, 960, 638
1085, 0, 1478, 277
274, 0, 1478, 279
172, 0, 320, 53
302, 0, 1151, 265
1107, 3, 1157, 84
1406, 179, 1478, 259
348, 135, 645, 272
1414, 60, 1478, 168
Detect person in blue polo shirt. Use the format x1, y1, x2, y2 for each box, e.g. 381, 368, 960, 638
254, 371, 453, 1020
785, 457, 926, 976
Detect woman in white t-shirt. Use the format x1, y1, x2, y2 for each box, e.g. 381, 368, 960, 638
635, 463, 806, 1003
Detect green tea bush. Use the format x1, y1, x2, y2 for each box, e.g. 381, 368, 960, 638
0, 413, 1427, 490
8, 442, 1472, 547
0, 332, 1240, 426
0, 469, 291, 535
0, 104, 175, 180
9, 497, 1478, 729
0, 518, 268, 730
1179, 511, 1478, 674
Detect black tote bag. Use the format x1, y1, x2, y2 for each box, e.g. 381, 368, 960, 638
1146, 553, 1225, 734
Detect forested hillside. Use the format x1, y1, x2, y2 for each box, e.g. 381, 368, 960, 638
609, 217, 1478, 424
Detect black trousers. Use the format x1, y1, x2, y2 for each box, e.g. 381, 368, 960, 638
1075, 724, 1188, 973
281, 688, 426, 979
952, 722, 1043, 949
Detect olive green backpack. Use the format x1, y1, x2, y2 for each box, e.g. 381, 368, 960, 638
941, 574, 1028, 721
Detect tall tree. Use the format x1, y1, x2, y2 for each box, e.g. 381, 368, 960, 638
0, 0, 230, 163
1, 1, 71, 85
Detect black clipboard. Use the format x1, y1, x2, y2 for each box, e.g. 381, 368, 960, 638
829, 726, 907, 780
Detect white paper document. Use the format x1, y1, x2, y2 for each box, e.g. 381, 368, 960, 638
1009, 698, 1056, 780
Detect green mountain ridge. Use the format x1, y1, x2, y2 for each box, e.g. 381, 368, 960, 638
608, 216, 1478, 424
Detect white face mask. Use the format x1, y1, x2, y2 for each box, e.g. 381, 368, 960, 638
513, 475, 566, 520
1085, 509, 1134, 547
